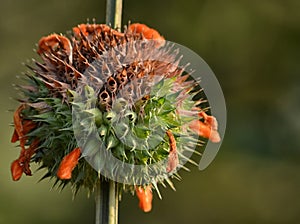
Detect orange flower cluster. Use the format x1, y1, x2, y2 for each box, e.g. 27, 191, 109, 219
11, 23, 221, 214
10, 105, 82, 181
73, 24, 124, 38
11, 23, 164, 182
38, 23, 164, 62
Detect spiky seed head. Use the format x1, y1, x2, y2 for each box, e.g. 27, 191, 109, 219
10, 23, 221, 200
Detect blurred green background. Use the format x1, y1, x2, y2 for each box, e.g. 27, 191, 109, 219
1, 0, 300, 223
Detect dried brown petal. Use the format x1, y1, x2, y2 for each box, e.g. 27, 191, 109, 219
166, 130, 179, 173
73, 24, 123, 38
37, 34, 72, 63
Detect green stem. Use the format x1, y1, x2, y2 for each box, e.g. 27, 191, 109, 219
95, 179, 117, 224
95, 1, 123, 224
95, 181, 102, 224
108, 181, 119, 224
106, 0, 123, 30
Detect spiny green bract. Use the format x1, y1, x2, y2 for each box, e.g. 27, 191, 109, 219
20, 72, 201, 195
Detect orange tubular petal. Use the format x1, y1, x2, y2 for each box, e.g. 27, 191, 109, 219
198, 111, 219, 130
19, 158, 32, 176
166, 130, 179, 173
135, 186, 153, 213
22, 120, 37, 134
128, 23, 164, 40
27, 138, 40, 155
167, 150, 179, 173
13, 104, 26, 149
205, 115, 218, 131
18, 138, 40, 176
73, 24, 89, 36
73, 24, 124, 38
11, 129, 19, 143
128, 23, 165, 47
57, 147, 81, 180
189, 120, 221, 143
11, 159, 23, 181
37, 34, 72, 62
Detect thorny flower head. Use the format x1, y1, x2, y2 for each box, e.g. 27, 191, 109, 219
10, 22, 221, 212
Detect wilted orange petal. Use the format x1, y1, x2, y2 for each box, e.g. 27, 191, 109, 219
199, 111, 218, 130
189, 120, 221, 143
73, 24, 123, 38
28, 138, 40, 154
22, 120, 36, 134
128, 23, 165, 47
20, 138, 40, 176
135, 186, 153, 212
17, 155, 31, 176
57, 147, 81, 180
37, 34, 72, 62
13, 104, 26, 149
73, 24, 89, 36
167, 150, 179, 173
11, 129, 19, 143
166, 130, 179, 173
11, 159, 23, 181
128, 23, 164, 40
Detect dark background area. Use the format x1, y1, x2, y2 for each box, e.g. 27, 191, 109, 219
1, 0, 300, 223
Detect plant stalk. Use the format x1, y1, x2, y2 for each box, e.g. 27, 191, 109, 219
95, 1, 123, 224
95, 179, 118, 224
106, 0, 123, 30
